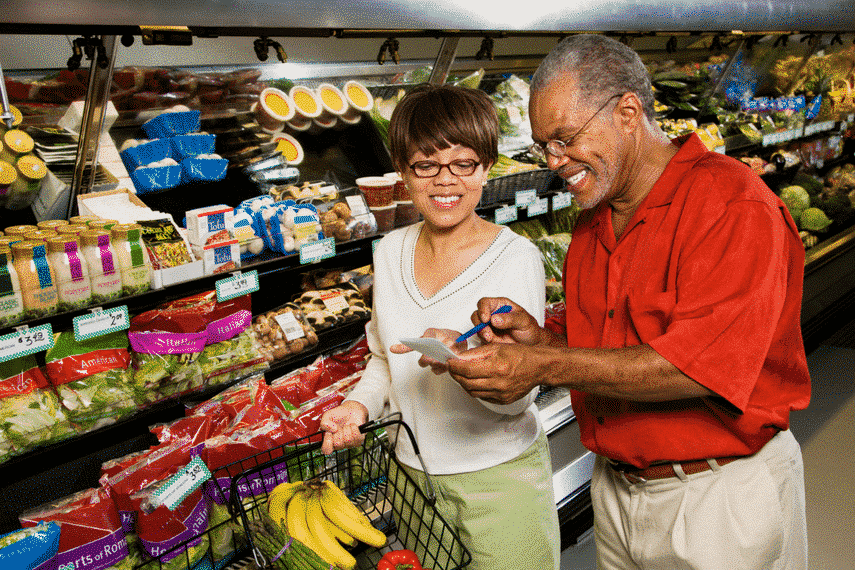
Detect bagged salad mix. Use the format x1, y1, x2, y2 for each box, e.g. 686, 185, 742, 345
19, 487, 138, 570
0, 521, 61, 570
44, 331, 140, 434
1, 355, 75, 463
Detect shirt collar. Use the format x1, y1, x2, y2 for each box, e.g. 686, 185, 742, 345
588, 132, 709, 230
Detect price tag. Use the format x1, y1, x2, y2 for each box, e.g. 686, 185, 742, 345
216, 270, 259, 302
151, 456, 211, 511
345, 195, 368, 217
372, 238, 381, 253
515, 188, 537, 208
300, 237, 336, 264
273, 311, 306, 342
0, 323, 54, 363
73, 306, 130, 342
527, 196, 549, 217
494, 204, 518, 225
320, 292, 350, 313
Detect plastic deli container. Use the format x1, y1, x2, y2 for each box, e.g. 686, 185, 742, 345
356, 176, 395, 207
272, 133, 304, 165
395, 200, 420, 226
341, 80, 374, 122
0, 129, 35, 163
288, 85, 323, 130
316, 83, 350, 121
384, 171, 409, 201
370, 204, 396, 232
254, 87, 295, 133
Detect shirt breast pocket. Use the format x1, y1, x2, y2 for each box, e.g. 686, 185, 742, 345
625, 288, 677, 344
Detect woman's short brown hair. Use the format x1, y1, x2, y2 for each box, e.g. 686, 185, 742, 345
388, 83, 499, 173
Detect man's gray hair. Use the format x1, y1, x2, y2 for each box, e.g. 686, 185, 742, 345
531, 34, 656, 121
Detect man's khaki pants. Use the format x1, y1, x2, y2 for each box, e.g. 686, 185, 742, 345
592, 429, 807, 570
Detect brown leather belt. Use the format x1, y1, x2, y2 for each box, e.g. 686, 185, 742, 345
610, 456, 742, 483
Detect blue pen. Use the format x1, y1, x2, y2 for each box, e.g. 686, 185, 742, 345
455, 304, 512, 343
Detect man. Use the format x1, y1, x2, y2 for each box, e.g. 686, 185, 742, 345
447, 35, 810, 570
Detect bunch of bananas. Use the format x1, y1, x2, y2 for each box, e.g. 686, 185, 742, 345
264, 479, 387, 570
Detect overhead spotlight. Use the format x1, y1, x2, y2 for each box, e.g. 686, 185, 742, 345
476, 37, 494, 60
665, 36, 678, 54
254, 37, 286, 63
377, 37, 400, 65
67, 36, 108, 71
773, 34, 790, 48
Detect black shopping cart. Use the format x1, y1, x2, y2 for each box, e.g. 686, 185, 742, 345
227, 416, 471, 570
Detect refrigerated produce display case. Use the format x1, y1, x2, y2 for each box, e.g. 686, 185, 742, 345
2, 1, 855, 564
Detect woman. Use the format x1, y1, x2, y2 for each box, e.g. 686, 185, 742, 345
319, 83, 560, 570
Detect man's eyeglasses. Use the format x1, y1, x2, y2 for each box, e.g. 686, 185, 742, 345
529, 93, 623, 161
408, 159, 481, 178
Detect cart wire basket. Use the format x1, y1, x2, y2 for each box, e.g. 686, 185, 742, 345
479, 168, 559, 208
225, 416, 472, 570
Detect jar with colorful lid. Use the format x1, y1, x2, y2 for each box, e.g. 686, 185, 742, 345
69, 215, 99, 226
0, 243, 24, 328
0, 161, 17, 205
55, 224, 89, 237
37, 220, 70, 231
110, 223, 152, 296
88, 219, 119, 231
7, 155, 47, 210
0, 129, 34, 163
46, 235, 93, 312
79, 229, 122, 304
22, 229, 57, 243
4, 225, 38, 238
11, 239, 58, 320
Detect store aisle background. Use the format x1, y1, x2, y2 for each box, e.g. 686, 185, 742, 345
559, 318, 855, 570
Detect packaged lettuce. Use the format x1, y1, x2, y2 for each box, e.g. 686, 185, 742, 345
44, 331, 139, 434
1, 356, 75, 462
132, 485, 210, 570
0, 521, 61, 570
19, 487, 129, 570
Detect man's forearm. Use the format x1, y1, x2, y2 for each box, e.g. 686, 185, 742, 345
536, 343, 714, 402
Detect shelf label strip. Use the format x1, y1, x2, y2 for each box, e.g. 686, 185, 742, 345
216, 269, 260, 302
0, 323, 55, 363
73, 306, 130, 342
300, 237, 336, 265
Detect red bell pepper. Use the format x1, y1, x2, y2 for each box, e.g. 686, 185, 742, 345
377, 549, 422, 570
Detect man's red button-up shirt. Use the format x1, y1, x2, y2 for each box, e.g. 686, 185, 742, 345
549, 134, 810, 467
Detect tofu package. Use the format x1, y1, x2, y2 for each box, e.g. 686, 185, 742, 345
186, 205, 234, 247
191, 239, 241, 275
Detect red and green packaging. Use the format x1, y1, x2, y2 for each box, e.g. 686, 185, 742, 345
131, 485, 209, 570
19, 487, 133, 570
44, 331, 139, 434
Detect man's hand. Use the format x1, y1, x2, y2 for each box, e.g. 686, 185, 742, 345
471, 297, 546, 345
447, 342, 543, 405
390, 328, 466, 374
319, 400, 369, 455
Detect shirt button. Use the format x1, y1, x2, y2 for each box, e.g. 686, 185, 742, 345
597, 416, 605, 425
608, 309, 615, 318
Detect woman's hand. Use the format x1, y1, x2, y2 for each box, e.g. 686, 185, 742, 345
390, 328, 466, 374
319, 400, 369, 455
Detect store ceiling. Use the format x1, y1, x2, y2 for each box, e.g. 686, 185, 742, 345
2, 0, 855, 35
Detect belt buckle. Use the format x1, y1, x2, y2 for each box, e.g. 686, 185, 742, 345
621, 471, 647, 484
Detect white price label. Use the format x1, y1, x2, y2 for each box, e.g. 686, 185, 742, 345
515, 189, 537, 208
216, 270, 259, 302
73, 306, 130, 342
0, 324, 54, 363
273, 311, 306, 342
345, 195, 368, 217
320, 293, 350, 314
527, 196, 549, 217
552, 192, 572, 210
300, 237, 336, 264
151, 456, 211, 511
494, 204, 518, 225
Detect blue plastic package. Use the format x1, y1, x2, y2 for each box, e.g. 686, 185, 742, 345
0, 521, 61, 570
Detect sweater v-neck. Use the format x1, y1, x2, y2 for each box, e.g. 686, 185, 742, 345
402, 222, 510, 308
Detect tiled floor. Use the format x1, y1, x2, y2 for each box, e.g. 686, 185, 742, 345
560, 320, 855, 570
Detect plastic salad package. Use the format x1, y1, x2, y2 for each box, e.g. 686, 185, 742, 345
1, 355, 76, 462
0, 521, 61, 570
19, 487, 138, 570
251, 302, 319, 363
43, 331, 140, 435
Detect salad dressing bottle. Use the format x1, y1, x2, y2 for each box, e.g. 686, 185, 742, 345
110, 223, 152, 296
0, 243, 24, 328
46, 235, 93, 312
11, 240, 58, 319
79, 229, 123, 304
